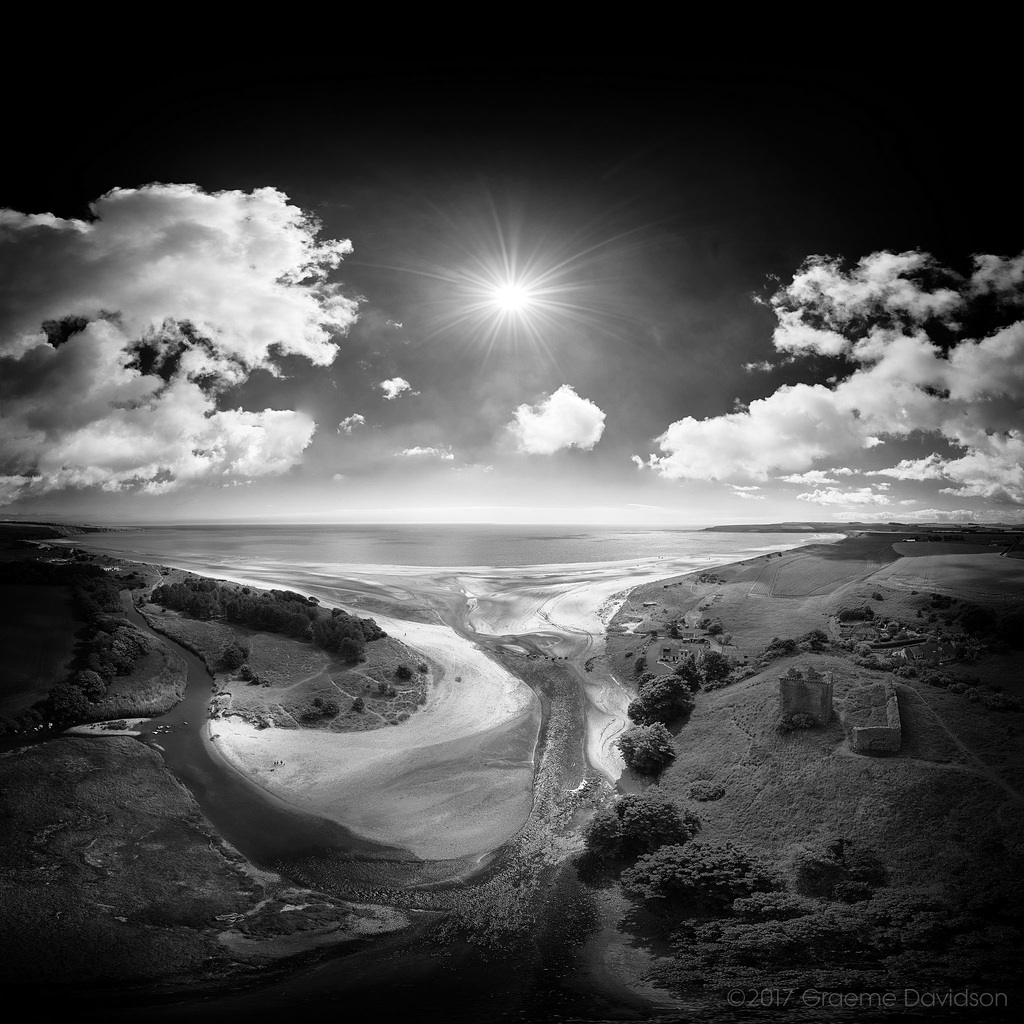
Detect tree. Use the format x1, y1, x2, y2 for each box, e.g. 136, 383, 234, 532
73, 669, 107, 700
218, 642, 246, 671
49, 683, 90, 722
584, 792, 700, 860
699, 651, 731, 686
622, 841, 780, 912
628, 676, 695, 725
673, 660, 702, 692
617, 723, 676, 775
395, 664, 413, 681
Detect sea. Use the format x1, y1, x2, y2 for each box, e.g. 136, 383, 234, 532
65, 522, 833, 574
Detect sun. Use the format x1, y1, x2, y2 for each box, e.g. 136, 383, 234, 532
491, 282, 534, 313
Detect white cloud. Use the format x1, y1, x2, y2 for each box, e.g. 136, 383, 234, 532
631, 454, 646, 469
0, 185, 354, 504
771, 251, 963, 357
397, 445, 454, 460
338, 413, 366, 433
797, 488, 892, 506
379, 377, 414, 400
649, 250, 1024, 503
509, 385, 606, 455
867, 454, 948, 481
779, 470, 839, 485
971, 253, 1024, 300
729, 484, 761, 491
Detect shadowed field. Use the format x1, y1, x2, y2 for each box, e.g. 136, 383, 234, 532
0, 583, 78, 718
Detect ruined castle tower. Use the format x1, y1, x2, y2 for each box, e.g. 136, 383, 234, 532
779, 666, 834, 725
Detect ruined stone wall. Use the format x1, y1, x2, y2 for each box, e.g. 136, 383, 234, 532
851, 681, 901, 754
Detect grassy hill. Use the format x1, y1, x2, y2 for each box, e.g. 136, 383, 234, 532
601, 534, 1024, 1004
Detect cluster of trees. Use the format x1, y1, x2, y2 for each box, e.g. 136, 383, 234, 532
584, 792, 701, 861
151, 577, 386, 661
623, 841, 780, 913
619, 649, 735, 774
302, 695, 341, 721
0, 562, 151, 732
837, 604, 875, 622
0, 559, 126, 618
661, 885, 1023, 993
627, 662, 698, 726
46, 619, 155, 723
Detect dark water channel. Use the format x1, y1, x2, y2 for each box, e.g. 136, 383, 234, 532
123, 600, 403, 866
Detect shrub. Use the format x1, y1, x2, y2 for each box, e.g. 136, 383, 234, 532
788, 837, 886, 899
218, 642, 247, 672
617, 723, 675, 775
784, 712, 816, 730
395, 664, 413, 682
688, 781, 725, 802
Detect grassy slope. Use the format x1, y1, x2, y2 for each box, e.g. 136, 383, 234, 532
139, 605, 431, 732
658, 653, 1024, 887
604, 534, 1024, 996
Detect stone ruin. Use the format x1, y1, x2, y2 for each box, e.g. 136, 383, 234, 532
779, 666, 834, 726
850, 680, 902, 754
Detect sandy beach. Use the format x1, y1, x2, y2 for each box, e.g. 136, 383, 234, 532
209, 615, 541, 861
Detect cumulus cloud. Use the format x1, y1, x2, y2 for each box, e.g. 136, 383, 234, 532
971, 253, 1024, 300
797, 488, 892, 506
779, 470, 840, 485
867, 454, 948, 481
0, 184, 356, 504
771, 251, 963, 356
338, 413, 366, 433
379, 377, 414, 400
397, 445, 454, 460
509, 385, 606, 455
649, 250, 1024, 503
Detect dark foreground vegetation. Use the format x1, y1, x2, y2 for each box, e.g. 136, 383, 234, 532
0, 559, 184, 734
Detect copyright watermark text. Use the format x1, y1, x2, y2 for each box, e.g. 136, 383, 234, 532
726, 987, 1009, 1010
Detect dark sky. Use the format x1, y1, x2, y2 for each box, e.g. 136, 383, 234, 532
3, 59, 1022, 523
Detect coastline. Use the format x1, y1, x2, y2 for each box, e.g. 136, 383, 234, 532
68, 532, 840, 848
